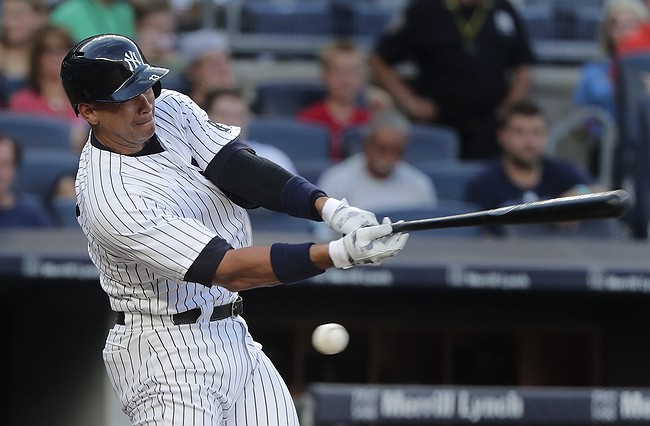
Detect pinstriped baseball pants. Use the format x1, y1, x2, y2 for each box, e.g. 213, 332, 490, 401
103, 315, 300, 425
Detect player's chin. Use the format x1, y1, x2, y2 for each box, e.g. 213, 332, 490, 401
134, 120, 155, 137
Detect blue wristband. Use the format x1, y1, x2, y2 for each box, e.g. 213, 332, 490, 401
281, 176, 326, 221
270, 242, 326, 284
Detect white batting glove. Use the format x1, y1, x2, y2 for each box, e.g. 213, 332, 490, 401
328, 219, 409, 269
321, 197, 379, 235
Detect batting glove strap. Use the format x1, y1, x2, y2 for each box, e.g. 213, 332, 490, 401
321, 198, 379, 235
328, 224, 409, 269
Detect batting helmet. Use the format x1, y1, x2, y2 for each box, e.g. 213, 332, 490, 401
61, 34, 169, 114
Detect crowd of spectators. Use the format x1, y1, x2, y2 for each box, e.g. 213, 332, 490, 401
0, 0, 639, 240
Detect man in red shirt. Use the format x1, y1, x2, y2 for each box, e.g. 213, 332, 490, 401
297, 40, 391, 161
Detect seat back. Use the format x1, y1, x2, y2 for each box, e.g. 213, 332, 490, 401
14, 150, 79, 203
254, 81, 326, 116
0, 112, 71, 151
51, 198, 79, 228
241, 0, 333, 35
417, 160, 487, 202
247, 208, 312, 234
247, 117, 330, 163
343, 123, 460, 164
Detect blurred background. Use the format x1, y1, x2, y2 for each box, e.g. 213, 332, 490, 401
2, 0, 650, 424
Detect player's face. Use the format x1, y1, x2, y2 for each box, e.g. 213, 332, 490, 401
88, 88, 156, 154
499, 114, 547, 169
364, 126, 406, 178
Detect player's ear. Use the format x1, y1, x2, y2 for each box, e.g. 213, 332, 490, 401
77, 103, 99, 125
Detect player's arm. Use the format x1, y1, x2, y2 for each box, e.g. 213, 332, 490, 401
211, 244, 330, 291
211, 224, 408, 292
205, 142, 379, 233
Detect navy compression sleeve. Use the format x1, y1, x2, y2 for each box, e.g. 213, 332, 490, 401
205, 144, 326, 221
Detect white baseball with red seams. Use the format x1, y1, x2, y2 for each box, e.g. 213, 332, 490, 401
312, 323, 349, 355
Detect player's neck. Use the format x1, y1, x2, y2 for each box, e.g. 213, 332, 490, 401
91, 131, 148, 155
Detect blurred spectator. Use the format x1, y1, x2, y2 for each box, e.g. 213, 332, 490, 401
178, 29, 241, 108
369, 0, 534, 160
49, 0, 136, 42
133, 0, 183, 82
204, 88, 298, 174
317, 109, 437, 212
0, 0, 48, 104
463, 100, 608, 237
572, 0, 649, 121
9, 25, 89, 152
49, 171, 76, 203
0, 132, 54, 227
297, 39, 393, 161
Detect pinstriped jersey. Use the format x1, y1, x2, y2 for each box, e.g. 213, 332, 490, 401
75, 89, 250, 315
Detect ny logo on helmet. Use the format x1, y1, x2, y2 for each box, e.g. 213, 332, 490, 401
124, 51, 142, 72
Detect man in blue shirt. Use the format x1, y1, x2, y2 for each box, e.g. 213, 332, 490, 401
464, 100, 613, 237
0, 133, 54, 228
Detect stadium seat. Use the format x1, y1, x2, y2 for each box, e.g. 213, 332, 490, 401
14, 150, 79, 203
343, 123, 460, 165
246, 208, 313, 233
241, 0, 332, 35
374, 200, 482, 238
253, 81, 326, 116
51, 198, 79, 228
247, 117, 330, 163
518, 5, 555, 41
417, 160, 487, 202
295, 158, 334, 185
0, 112, 72, 151
350, 2, 396, 38
0, 76, 27, 106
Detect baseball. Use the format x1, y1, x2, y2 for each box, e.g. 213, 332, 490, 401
311, 323, 349, 355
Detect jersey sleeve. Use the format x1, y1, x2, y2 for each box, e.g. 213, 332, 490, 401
90, 192, 231, 284
154, 90, 242, 171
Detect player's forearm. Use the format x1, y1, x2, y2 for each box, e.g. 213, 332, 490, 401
213, 244, 332, 291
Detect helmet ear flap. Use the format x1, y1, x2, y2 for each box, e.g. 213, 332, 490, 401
153, 81, 162, 98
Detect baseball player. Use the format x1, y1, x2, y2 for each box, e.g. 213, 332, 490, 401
60, 34, 409, 425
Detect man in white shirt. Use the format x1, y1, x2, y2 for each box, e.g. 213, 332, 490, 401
318, 110, 438, 211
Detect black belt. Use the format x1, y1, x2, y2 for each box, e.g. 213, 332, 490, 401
115, 296, 243, 326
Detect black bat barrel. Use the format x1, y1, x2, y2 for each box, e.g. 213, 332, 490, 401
391, 190, 632, 233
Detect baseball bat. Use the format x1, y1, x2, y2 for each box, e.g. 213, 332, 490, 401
390, 190, 632, 233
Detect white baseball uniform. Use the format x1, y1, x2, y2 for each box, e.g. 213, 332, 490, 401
76, 89, 299, 425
